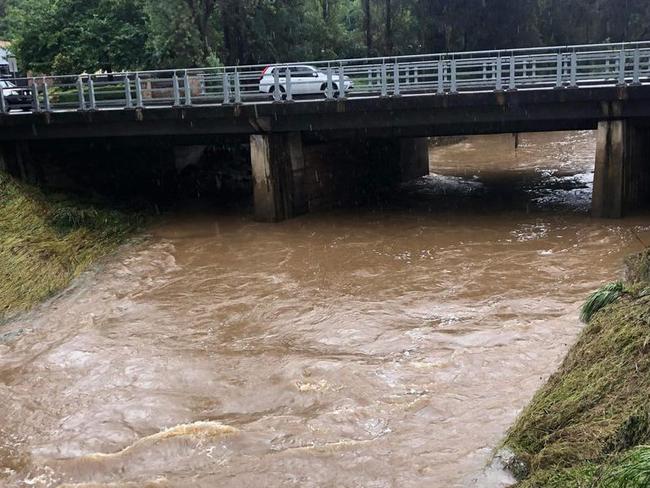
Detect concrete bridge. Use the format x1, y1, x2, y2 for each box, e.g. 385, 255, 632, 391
1, 42, 650, 220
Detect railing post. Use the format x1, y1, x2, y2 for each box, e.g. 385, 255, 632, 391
450, 58, 458, 93
508, 54, 516, 90
393, 62, 400, 96
437, 59, 444, 94
273, 67, 281, 102
77, 76, 86, 110
234, 71, 242, 104
326, 65, 335, 99
172, 73, 181, 106
380, 63, 387, 97
570, 51, 578, 88
285, 68, 293, 102
42, 78, 51, 112
88, 76, 96, 110
32, 78, 41, 112
124, 75, 133, 109
338, 64, 346, 100
555, 52, 563, 88
495, 54, 503, 91
223, 72, 231, 104
184, 71, 192, 105
618, 47, 627, 86
135, 74, 144, 108
633, 48, 641, 85
0, 85, 6, 114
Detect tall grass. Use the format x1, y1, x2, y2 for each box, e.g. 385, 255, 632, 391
0, 172, 143, 322
580, 282, 625, 323
602, 446, 650, 488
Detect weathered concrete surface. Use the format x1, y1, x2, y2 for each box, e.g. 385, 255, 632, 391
251, 133, 431, 221
4, 86, 650, 141
592, 120, 650, 218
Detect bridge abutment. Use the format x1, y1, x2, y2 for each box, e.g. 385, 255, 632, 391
250, 134, 430, 222
593, 120, 650, 218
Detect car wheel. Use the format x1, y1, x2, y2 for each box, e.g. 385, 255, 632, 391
320, 83, 340, 99
270, 85, 286, 101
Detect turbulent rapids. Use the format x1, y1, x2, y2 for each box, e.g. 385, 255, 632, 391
1, 131, 649, 487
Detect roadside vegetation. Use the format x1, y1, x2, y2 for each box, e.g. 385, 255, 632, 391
0, 171, 143, 323
504, 250, 650, 487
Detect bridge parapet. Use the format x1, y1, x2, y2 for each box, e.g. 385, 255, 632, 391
2, 41, 650, 115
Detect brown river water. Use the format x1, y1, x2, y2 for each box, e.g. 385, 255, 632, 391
1, 131, 650, 488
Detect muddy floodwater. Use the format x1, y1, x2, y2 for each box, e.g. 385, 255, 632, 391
2, 131, 650, 488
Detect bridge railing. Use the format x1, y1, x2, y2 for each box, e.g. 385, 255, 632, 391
2, 41, 650, 114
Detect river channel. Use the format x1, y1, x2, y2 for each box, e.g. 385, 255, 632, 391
1, 131, 649, 487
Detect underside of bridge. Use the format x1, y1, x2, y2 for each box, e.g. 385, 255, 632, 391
249, 133, 429, 222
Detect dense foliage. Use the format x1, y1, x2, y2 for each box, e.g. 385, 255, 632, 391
1, 0, 650, 73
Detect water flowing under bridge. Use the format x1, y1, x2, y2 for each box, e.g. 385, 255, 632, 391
1, 41, 650, 220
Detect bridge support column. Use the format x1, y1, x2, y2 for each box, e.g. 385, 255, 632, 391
592, 120, 650, 218
399, 138, 430, 181
250, 132, 306, 222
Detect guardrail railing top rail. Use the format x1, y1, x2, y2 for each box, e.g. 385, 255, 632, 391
1, 40, 650, 115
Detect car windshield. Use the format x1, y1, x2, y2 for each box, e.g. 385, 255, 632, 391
0, 80, 16, 88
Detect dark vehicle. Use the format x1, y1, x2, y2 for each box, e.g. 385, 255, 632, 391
1, 79, 33, 111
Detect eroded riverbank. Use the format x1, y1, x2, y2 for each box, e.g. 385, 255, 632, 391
1, 131, 649, 487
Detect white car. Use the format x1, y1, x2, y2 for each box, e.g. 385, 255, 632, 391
259, 65, 353, 98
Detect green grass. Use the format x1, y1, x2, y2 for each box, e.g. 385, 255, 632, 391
504, 250, 650, 487
580, 282, 625, 323
0, 171, 143, 322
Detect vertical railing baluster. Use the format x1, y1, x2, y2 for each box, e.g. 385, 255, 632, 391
135, 74, 144, 108
184, 71, 192, 105
124, 75, 133, 108
42, 78, 51, 112
77, 76, 86, 110
633, 48, 641, 85
172, 73, 181, 106
223, 72, 231, 104
450, 58, 458, 93
496, 54, 503, 91
285, 68, 293, 101
618, 47, 626, 86
0, 85, 6, 114
32, 78, 41, 112
380, 62, 387, 97
273, 68, 281, 102
234, 71, 242, 104
326, 65, 335, 99
88, 76, 96, 110
338, 64, 346, 100
555, 52, 563, 88
437, 59, 444, 94
393, 62, 400, 96
570, 51, 578, 87
509, 54, 516, 90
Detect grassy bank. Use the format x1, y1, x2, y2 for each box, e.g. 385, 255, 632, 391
503, 250, 650, 487
0, 172, 143, 322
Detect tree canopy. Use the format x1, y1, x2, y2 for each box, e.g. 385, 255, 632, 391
1, 0, 649, 75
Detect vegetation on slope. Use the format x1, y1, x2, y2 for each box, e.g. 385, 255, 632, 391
0, 171, 142, 322
504, 250, 650, 488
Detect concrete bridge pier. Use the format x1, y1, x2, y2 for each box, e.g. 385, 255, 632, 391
592, 120, 650, 218
250, 133, 430, 222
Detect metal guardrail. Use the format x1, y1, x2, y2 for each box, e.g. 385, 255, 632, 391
1, 41, 650, 115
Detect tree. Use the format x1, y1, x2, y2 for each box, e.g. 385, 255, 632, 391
8, 0, 149, 74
